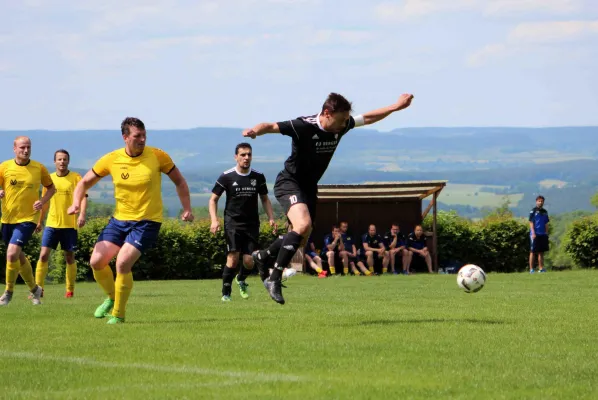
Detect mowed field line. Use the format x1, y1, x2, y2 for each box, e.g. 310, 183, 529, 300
0, 350, 306, 383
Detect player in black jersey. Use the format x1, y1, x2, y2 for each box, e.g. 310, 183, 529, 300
209, 143, 276, 301
242, 92, 414, 304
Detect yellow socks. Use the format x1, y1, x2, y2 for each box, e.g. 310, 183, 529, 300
343, 268, 349, 275
382, 267, 388, 274
66, 262, 77, 293
19, 258, 37, 291
5, 261, 20, 292
36, 260, 49, 288
329, 266, 336, 275
93, 266, 115, 299
368, 266, 374, 273
315, 267, 323, 274
113, 272, 133, 319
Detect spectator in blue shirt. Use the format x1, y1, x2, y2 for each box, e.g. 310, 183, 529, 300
529, 195, 549, 274
362, 224, 389, 274
323, 225, 346, 275
383, 223, 412, 275
340, 221, 371, 276
407, 225, 433, 274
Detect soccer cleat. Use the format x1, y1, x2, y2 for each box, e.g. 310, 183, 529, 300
94, 298, 115, 318
529, 269, 535, 274
221, 295, 232, 302
236, 277, 249, 299
65, 291, 74, 298
318, 271, 328, 278
28, 288, 44, 300
264, 278, 285, 305
539, 268, 547, 273
30, 286, 43, 305
0, 291, 13, 306
106, 316, 125, 324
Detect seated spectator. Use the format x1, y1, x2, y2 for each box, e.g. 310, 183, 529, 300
384, 223, 412, 275
304, 235, 327, 278
323, 225, 346, 275
407, 225, 433, 273
340, 221, 372, 276
362, 224, 389, 274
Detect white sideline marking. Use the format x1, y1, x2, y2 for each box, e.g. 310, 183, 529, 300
1, 351, 304, 383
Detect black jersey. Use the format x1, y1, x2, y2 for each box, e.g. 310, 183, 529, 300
212, 167, 268, 228
277, 114, 356, 190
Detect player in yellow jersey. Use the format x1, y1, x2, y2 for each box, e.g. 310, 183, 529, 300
34, 149, 88, 298
0, 136, 56, 306
68, 117, 194, 324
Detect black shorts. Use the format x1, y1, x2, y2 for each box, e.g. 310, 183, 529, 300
225, 226, 259, 255
530, 234, 549, 253
274, 173, 317, 221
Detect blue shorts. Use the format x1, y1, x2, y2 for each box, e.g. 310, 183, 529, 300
97, 217, 161, 252
305, 250, 318, 259
1, 222, 37, 247
41, 227, 78, 252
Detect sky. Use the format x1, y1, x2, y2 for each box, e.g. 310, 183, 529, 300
1, 0, 597, 131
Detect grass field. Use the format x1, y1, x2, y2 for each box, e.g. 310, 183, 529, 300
439, 183, 524, 208
2, 271, 598, 399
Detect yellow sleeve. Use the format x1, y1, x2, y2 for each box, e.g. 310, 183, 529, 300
0, 163, 4, 187
74, 172, 82, 185
92, 153, 114, 177
41, 165, 53, 187
153, 148, 175, 174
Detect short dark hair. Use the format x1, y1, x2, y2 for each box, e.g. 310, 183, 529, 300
121, 117, 145, 136
54, 149, 70, 161
322, 93, 352, 114
332, 224, 339, 230
339, 221, 348, 226
235, 142, 252, 155
536, 195, 545, 201
391, 223, 399, 228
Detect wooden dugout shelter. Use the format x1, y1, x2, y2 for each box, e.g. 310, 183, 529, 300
290, 180, 448, 272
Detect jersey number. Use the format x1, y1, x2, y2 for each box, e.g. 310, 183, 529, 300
289, 195, 298, 204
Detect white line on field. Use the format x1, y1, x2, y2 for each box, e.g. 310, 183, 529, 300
0, 351, 305, 383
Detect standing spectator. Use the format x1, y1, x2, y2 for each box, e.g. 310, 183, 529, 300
529, 195, 549, 274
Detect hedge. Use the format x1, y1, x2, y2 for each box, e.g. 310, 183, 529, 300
0, 211, 594, 283
564, 215, 598, 269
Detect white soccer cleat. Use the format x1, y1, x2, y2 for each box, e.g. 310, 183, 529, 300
0, 290, 13, 306
30, 286, 43, 305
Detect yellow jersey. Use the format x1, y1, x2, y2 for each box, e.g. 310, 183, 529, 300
0, 159, 53, 224
43, 171, 82, 229
92, 146, 175, 223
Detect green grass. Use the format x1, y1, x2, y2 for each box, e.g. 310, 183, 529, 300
440, 184, 524, 208
2, 271, 598, 399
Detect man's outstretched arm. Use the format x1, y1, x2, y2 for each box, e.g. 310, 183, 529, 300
359, 93, 414, 126
242, 123, 280, 139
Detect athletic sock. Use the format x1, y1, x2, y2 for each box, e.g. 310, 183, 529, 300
66, 262, 77, 292
271, 231, 302, 281
35, 260, 49, 288
112, 272, 133, 319
222, 266, 235, 296
93, 266, 115, 300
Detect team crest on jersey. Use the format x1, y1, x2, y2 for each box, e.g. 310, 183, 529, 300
250, 179, 256, 187
10, 179, 17, 186
121, 173, 130, 180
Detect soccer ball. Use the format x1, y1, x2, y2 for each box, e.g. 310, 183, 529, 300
282, 268, 297, 279
457, 264, 486, 293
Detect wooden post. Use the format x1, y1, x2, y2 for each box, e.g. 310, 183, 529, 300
432, 191, 438, 272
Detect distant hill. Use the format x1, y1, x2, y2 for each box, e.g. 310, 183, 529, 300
2, 126, 597, 218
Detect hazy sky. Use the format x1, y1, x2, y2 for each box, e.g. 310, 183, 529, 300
1, 0, 597, 131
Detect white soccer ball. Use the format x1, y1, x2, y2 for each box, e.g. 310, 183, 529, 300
282, 268, 297, 279
457, 264, 486, 293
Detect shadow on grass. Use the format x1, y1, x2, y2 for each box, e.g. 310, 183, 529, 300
354, 318, 508, 326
